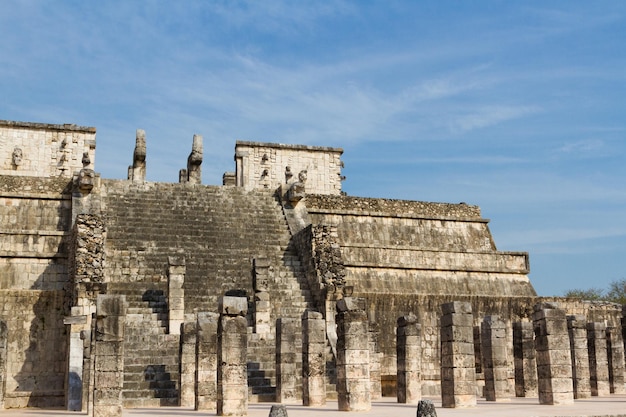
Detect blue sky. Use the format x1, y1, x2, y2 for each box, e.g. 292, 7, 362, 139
2, 1, 625, 296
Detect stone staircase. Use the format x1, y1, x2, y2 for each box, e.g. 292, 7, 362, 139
108, 283, 180, 407
101, 181, 331, 404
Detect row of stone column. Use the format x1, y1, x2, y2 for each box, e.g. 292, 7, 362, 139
80, 295, 626, 416
443, 301, 626, 408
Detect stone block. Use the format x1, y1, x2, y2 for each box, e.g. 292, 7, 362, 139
397, 313, 418, 327
219, 296, 248, 316
440, 325, 473, 343
441, 312, 473, 328
96, 295, 127, 317
303, 310, 323, 320
336, 297, 366, 313
441, 301, 472, 315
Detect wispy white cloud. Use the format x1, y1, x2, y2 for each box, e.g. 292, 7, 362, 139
449, 105, 541, 134
555, 139, 605, 154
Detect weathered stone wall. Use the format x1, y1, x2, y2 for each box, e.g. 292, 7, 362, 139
292, 224, 346, 312
0, 176, 72, 291
0, 174, 72, 408
234, 141, 343, 195
305, 195, 533, 298
0, 290, 67, 408
0, 120, 96, 178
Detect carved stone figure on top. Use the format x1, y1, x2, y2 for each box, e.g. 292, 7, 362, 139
78, 168, 96, 192
12, 147, 22, 167
78, 151, 96, 192
287, 169, 307, 204
128, 129, 146, 182
81, 152, 91, 168
284, 166, 293, 184
186, 134, 203, 184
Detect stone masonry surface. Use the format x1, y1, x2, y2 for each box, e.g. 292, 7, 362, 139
2, 119, 626, 412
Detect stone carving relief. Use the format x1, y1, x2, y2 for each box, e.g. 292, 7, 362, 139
78, 152, 95, 192
12, 147, 23, 167
287, 169, 307, 204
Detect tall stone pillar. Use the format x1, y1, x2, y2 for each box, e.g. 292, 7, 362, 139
532, 302, 573, 405
513, 321, 537, 397
186, 134, 203, 184
0, 321, 7, 409
64, 315, 87, 411
369, 323, 382, 400
196, 312, 219, 411
440, 301, 476, 408
396, 314, 422, 404
81, 328, 94, 414
93, 295, 127, 417
253, 258, 271, 339
276, 318, 300, 404
128, 129, 146, 182
167, 256, 185, 335
302, 310, 326, 406
566, 315, 591, 398
180, 319, 197, 408
336, 297, 371, 412
68, 213, 106, 411
623, 306, 626, 356
606, 325, 626, 394
587, 322, 610, 396
481, 315, 511, 401
217, 296, 248, 416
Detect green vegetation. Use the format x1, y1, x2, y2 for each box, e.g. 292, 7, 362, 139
564, 278, 626, 304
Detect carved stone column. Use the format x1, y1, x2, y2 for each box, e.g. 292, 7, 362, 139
0, 321, 7, 409
276, 318, 300, 404
513, 321, 537, 397
606, 325, 626, 394
167, 256, 185, 335
397, 314, 422, 404
336, 297, 371, 411
180, 320, 197, 408
302, 310, 326, 406
481, 315, 511, 401
587, 322, 610, 396
567, 315, 591, 399
440, 301, 476, 408
369, 322, 382, 400
93, 295, 127, 417
67, 214, 106, 412
532, 302, 573, 405
196, 312, 219, 411
253, 258, 271, 338
217, 296, 248, 416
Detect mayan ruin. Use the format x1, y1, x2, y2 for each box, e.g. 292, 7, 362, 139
0, 119, 625, 417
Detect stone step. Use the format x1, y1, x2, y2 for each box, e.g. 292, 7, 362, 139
122, 397, 179, 408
